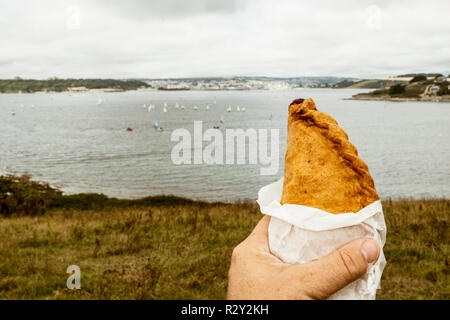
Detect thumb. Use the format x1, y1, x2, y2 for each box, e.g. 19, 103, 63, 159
296, 238, 380, 299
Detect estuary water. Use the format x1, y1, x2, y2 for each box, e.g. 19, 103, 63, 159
0, 89, 449, 201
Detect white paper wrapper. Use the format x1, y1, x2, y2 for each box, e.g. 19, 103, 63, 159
257, 178, 387, 300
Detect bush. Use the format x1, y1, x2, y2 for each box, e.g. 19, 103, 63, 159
389, 84, 406, 95
409, 75, 427, 83
437, 83, 450, 96
0, 175, 61, 216
0, 175, 207, 216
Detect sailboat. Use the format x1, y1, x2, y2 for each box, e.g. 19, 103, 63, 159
227, 106, 232, 112
194, 105, 198, 111
180, 105, 185, 110
236, 106, 240, 112
206, 104, 210, 111
163, 107, 168, 112
154, 119, 164, 132
175, 103, 179, 109
241, 107, 246, 112
96, 97, 103, 105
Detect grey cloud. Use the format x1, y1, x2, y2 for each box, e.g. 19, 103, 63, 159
0, 0, 448, 79
92, 0, 244, 19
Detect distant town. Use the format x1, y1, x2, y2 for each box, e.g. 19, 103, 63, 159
0, 74, 448, 94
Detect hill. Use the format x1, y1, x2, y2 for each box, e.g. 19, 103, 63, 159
351, 78, 450, 102
0, 79, 149, 93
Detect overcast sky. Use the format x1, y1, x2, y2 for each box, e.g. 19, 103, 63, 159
1, 0, 449, 79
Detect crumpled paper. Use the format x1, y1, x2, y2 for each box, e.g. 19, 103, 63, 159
257, 178, 387, 300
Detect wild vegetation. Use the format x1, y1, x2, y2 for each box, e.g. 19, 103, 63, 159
0, 79, 149, 93
352, 76, 450, 101
0, 175, 448, 299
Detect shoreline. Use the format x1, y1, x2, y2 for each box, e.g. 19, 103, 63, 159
349, 94, 450, 103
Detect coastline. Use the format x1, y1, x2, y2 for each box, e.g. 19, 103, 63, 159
349, 94, 450, 103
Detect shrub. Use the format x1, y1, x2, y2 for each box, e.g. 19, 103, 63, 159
409, 75, 427, 83
389, 84, 406, 95
0, 175, 61, 216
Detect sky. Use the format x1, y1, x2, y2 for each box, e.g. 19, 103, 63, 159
1, 0, 449, 79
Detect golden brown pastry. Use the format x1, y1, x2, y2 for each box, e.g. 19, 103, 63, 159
281, 98, 379, 214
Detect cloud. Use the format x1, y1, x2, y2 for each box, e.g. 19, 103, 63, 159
92, 0, 244, 19
0, 0, 449, 78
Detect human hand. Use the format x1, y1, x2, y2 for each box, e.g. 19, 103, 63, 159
227, 215, 379, 300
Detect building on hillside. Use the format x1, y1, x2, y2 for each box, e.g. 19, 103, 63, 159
427, 85, 440, 94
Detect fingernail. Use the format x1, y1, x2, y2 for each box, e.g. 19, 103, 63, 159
361, 240, 379, 264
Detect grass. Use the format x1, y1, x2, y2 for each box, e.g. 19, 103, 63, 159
0, 176, 448, 299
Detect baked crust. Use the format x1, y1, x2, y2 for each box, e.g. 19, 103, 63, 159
281, 98, 379, 214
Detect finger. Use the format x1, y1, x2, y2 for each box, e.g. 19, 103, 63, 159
245, 215, 271, 251
292, 238, 379, 299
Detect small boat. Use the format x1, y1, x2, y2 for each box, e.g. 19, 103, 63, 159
220, 116, 225, 123
126, 127, 133, 132
213, 126, 220, 129
154, 120, 164, 132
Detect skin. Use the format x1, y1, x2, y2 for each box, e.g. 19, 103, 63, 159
227, 215, 380, 300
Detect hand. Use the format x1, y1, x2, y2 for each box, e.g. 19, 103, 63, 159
227, 215, 379, 300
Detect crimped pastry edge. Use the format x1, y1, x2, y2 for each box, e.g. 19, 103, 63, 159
287, 98, 379, 208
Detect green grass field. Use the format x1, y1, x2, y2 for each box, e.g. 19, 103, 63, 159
0, 176, 448, 299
